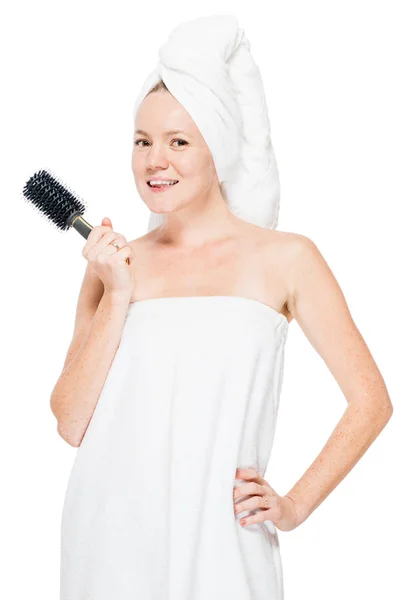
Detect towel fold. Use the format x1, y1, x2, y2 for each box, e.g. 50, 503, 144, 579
133, 14, 280, 232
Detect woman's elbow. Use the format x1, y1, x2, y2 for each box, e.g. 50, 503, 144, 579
56, 421, 82, 447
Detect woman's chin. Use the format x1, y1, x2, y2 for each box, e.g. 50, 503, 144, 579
148, 206, 168, 214
147, 198, 182, 213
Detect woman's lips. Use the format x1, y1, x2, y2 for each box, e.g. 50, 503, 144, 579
146, 181, 179, 193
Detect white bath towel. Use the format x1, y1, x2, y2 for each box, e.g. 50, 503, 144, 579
133, 14, 281, 232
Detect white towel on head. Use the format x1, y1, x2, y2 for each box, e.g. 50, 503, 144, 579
133, 14, 281, 232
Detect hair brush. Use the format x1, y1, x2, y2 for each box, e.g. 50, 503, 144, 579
21, 168, 130, 264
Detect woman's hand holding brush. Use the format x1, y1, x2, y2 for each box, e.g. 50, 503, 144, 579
82, 217, 135, 301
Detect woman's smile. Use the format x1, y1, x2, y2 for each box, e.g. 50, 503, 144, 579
146, 181, 180, 193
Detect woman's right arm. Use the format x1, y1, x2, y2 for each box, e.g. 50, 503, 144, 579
50, 265, 131, 447
50, 219, 134, 448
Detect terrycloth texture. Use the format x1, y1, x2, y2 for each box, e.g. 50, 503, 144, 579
132, 15, 281, 232
60, 295, 289, 599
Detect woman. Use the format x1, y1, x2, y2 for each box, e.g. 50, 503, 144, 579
52, 15, 393, 600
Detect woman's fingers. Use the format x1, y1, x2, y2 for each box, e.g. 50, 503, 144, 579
101, 235, 128, 257
233, 481, 264, 500
235, 467, 261, 481
233, 488, 270, 514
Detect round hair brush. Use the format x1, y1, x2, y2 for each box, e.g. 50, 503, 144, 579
21, 168, 130, 264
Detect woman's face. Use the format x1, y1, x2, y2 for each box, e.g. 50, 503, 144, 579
132, 90, 219, 215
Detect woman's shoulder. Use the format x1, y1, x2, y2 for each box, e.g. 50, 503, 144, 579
244, 221, 316, 259
262, 227, 321, 267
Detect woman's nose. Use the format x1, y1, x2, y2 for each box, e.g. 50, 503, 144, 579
146, 144, 169, 169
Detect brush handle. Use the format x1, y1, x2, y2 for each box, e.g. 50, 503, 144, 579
69, 213, 130, 265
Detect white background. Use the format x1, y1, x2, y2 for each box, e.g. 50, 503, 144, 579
1, 1, 398, 598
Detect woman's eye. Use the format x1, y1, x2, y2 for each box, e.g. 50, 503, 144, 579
172, 139, 188, 147
134, 139, 148, 147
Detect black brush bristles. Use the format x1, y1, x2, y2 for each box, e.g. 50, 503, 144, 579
22, 168, 88, 233
22, 168, 130, 263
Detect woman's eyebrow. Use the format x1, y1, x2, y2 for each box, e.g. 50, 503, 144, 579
134, 129, 191, 137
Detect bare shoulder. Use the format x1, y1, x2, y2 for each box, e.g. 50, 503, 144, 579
258, 225, 312, 253
244, 222, 312, 264
249, 225, 320, 321
256, 226, 319, 270
274, 230, 346, 326
274, 230, 330, 279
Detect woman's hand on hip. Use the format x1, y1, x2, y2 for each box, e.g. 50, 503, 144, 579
233, 467, 299, 532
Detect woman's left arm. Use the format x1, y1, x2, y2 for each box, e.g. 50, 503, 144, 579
284, 234, 393, 527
